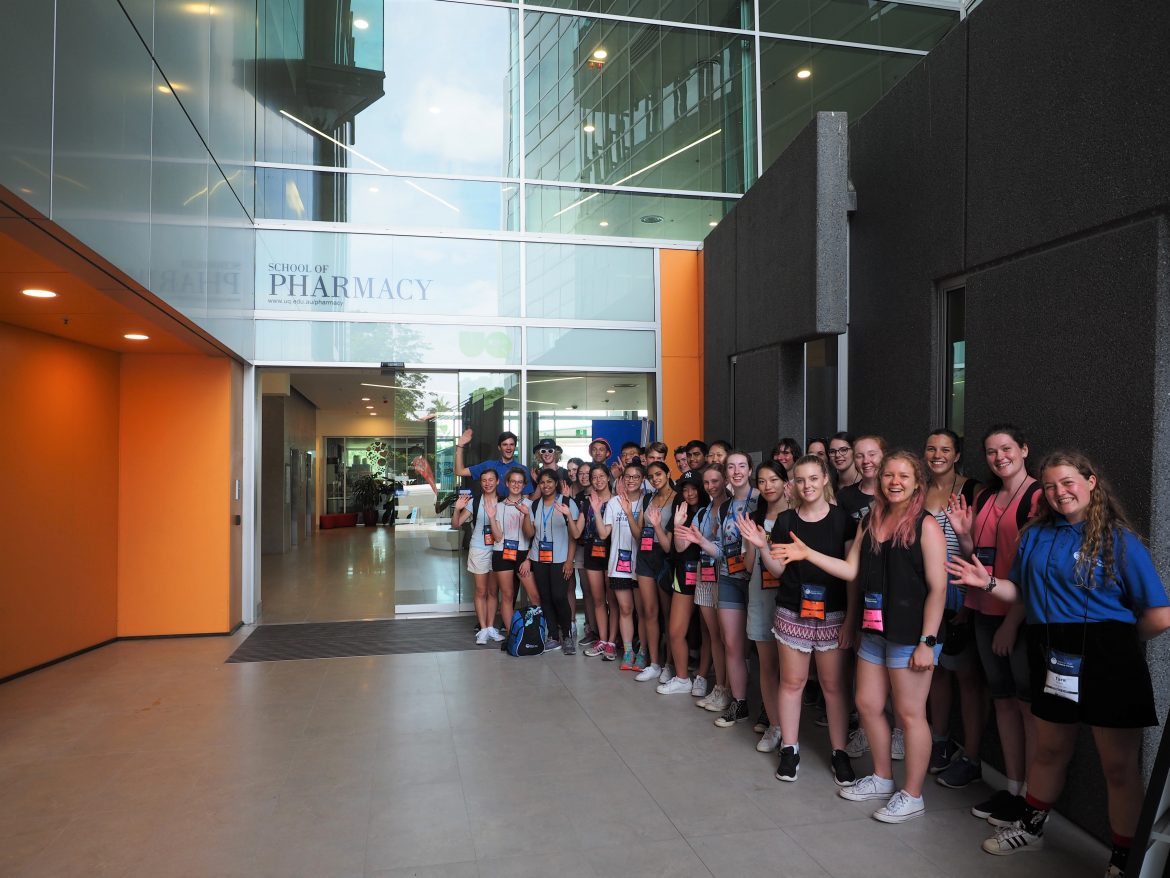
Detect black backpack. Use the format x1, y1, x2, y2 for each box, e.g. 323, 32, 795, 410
505, 607, 546, 656
974, 481, 1042, 530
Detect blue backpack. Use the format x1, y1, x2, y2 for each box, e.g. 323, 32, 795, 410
506, 606, 546, 656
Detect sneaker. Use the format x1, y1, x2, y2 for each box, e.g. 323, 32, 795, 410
659, 663, 675, 684
657, 676, 693, 695
487, 626, 505, 643
814, 712, 829, 728
1104, 865, 1123, 878
937, 755, 982, 789
691, 676, 708, 698
891, 728, 905, 761
971, 789, 1019, 822
775, 746, 800, 781
844, 727, 870, 758
562, 632, 577, 656
602, 642, 618, 662
580, 628, 600, 648
986, 794, 1027, 828
635, 663, 661, 682
802, 680, 822, 707
704, 686, 733, 713
983, 820, 1046, 855
631, 649, 648, 672
753, 708, 770, 734
475, 627, 490, 645
831, 749, 856, 786
619, 646, 635, 670
839, 774, 896, 802
583, 640, 605, 658
873, 790, 925, 824
714, 699, 750, 728
756, 726, 782, 753
929, 738, 960, 774
544, 638, 561, 652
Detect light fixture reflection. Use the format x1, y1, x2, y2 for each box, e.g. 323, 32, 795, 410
599, 221, 609, 227
592, 49, 607, 60
353, 17, 369, 29
583, 123, 596, 133
797, 68, 812, 79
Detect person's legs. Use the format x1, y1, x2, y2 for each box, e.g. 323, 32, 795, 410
669, 594, 694, 677
1092, 726, 1146, 840
757, 639, 779, 732
615, 588, 636, 652
889, 666, 936, 798
551, 567, 573, 639
1024, 718, 1079, 804
816, 647, 851, 751
586, 570, 609, 644
929, 667, 954, 740
582, 575, 596, 635
778, 642, 811, 747
532, 563, 557, 634
637, 576, 661, 666
496, 570, 515, 628
700, 605, 725, 687
957, 661, 987, 760
473, 572, 492, 630
855, 657, 893, 780
517, 565, 540, 606
719, 608, 748, 700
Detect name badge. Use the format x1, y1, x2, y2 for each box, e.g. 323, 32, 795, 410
761, 558, 780, 589
862, 592, 884, 632
974, 546, 996, 575
538, 540, 554, 563
800, 583, 827, 619
483, 524, 494, 546
503, 539, 519, 561
591, 538, 608, 558
640, 525, 656, 553
615, 549, 633, 574
681, 561, 698, 587
700, 553, 717, 582
726, 553, 746, 575
1043, 648, 1083, 703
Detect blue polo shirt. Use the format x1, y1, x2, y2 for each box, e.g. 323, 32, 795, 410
468, 459, 535, 497
1010, 520, 1168, 625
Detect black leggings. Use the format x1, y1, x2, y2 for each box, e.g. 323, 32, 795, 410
532, 562, 572, 638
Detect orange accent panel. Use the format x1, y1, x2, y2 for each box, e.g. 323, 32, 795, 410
659, 250, 703, 473
0, 323, 120, 679
118, 355, 234, 636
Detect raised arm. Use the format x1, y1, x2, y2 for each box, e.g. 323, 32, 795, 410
450, 492, 471, 529
775, 530, 862, 582
453, 427, 474, 478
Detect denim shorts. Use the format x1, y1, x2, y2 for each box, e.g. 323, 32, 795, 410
717, 575, 747, 610
858, 631, 942, 670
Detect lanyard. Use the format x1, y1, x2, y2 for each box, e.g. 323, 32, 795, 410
1033, 526, 1091, 657
974, 478, 1030, 555
537, 496, 557, 541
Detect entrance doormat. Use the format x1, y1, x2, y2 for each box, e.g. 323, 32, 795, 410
225, 617, 483, 663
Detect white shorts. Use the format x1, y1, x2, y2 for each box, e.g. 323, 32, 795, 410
467, 547, 494, 575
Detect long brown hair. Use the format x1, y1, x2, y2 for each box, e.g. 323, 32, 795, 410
866, 450, 928, 552
1032, 450, 1135, 589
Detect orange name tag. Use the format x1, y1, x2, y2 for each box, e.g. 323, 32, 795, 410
727, 554, 746, 575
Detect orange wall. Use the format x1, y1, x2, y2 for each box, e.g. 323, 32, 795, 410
659, 249, 704, 472
118, 355, 235, 636
0, 324, 120, 678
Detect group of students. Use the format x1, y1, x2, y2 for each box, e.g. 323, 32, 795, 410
450, 425, 1170, 878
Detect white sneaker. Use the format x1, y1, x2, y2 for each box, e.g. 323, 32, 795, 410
487, 626, 505, 642
704, 686, 733, 712
891, 727, 905, 761
838, 773, 896, 802
475, 627, 489, 645
659, 663, 675, 684
756, 726, 782, 753
845, 726, 870, 758
656, 676, 693, 695
983, 821, 1046, 855
635, 663, 662, 683
691, 675, 708, 698
872, 790, 925, 823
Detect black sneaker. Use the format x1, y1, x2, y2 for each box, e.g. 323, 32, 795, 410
775, 746, 799, 782
972, 789, 1020, 823
753, 707, 770, 734
929, 738, 961, 774
714, 699, 750, 728
830, 749, 856, 786
987, 794, 1027, 828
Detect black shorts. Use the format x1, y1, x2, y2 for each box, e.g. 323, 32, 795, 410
583, 548, 609, 572
635, 551, 665, 579
609, 576, 637, 591
491, 549, 529, 572
657, 560, 676, 595
1026, 621, 1157, 728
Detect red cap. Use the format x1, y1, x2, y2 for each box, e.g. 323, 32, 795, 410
590, 437, 612, 454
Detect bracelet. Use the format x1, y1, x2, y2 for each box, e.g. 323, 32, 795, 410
985, 575, 997, 593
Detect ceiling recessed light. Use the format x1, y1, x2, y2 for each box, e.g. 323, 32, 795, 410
599, 220, 609, 227
353, 17, 369, 29
592, 48, 607, 60
582, 123, 595, 133
796, 68, 812, 80
22, 288, 57, 298
640, 214, 664, 224
157, 85, 172, 94
606, 388, 616, 394
365, 405, 374, 409
428, 106, 441, 114
369, 411, 377, 416
361, 397, 371, 401
124, 333, 150, 341
369, 186, 379, 193
708, 221, 718, 227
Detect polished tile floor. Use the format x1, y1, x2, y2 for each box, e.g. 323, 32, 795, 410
0, 629, 1109, 877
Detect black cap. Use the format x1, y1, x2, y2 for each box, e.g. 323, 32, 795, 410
676, 470, 703, 493
534, 438, 563, 453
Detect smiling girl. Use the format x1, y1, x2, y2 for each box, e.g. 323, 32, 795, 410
837, 435, 887, 523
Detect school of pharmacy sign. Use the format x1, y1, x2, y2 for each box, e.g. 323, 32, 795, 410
265, 262, 435, 305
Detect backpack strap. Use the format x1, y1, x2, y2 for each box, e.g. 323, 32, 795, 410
1017, 482, 1042, 530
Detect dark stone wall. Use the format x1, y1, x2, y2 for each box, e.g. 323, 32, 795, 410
703, 212, 737, 437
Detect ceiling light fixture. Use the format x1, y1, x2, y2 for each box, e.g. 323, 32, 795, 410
361, 397, 371, 401
124, 333, 150, 341
797, 68, 812, 79
365, 405, 374, 409
22, 288, 57, 298
369, 412, 377, 416
606, 388, 616, 394
353, 17, 369, 29
583, 123, 595, 133
592, 49, 607, 60
709, 221, 718, 227
599, 221, 609, 227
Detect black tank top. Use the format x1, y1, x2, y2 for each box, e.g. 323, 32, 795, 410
859, 512, 930, 646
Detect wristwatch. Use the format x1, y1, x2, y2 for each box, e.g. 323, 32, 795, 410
919, 635, 937, 647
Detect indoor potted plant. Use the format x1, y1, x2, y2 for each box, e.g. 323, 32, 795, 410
350, 474, 383, 527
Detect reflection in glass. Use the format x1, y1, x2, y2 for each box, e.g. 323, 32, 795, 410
258, 0, 519, 178
256, 229, 521, 317
526, 184, 734, 240
759, 0, 956, 51
256, 168, 516, 230
760, 39, 919, 169
534, 0, 750, 30
526, 327, 655, 368
255, 320, 522, 366
526, 243, 655, 322
805, 336, 838, 442
524, 371, 655, 463
524, 12, 754, 193
944, 286, 965, 437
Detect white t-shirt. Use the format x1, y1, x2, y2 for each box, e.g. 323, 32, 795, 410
603, 494, 641, 579
492, 498, 532, 552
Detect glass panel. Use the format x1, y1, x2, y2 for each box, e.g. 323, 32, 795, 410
256, 230, 521, 317
257, 0, 519, 178
1, 0, 54, 213
804, 336, 838, 444
524, 11, 754, 193
526, 184, 734, 241
524, 371, 655, 463
944, 286, 965, 437
527, 327, 655, 368
256, 320, 522, 366
760, 39, 920, 168
759, 0, 956, 51
526, 243, 655, 321
256, 168, 517, 230
534, 0, 750, 30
